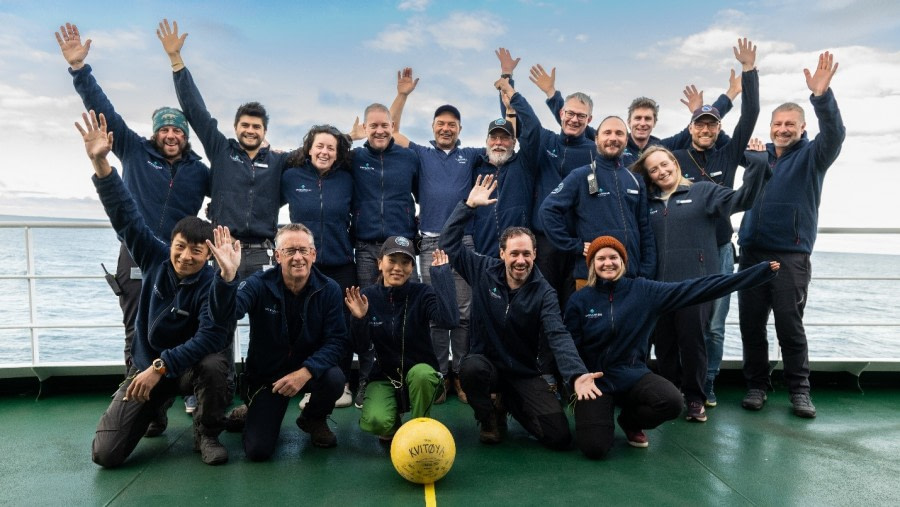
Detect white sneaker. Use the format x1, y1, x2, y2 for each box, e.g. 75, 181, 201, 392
298, 393, 311, 410
335, 384, 353, 408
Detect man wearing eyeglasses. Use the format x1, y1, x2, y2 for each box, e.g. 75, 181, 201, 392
208, 224, 348, 461
495, 48, 599, 310
532, 59, 740, 166
671, 38, 761, 407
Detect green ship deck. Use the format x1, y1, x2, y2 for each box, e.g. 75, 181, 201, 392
2, 375, 898, 506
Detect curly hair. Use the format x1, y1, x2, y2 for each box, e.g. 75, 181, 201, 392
285, 124, 353, 171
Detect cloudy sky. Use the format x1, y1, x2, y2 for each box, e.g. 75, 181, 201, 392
1, 0, 898, 251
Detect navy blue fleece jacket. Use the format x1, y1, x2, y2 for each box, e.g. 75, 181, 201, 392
173, 67, 288, 242
209, 266, 348, 386
564, 261, 776, 394
351, 265, 458, 382
281, 162, 354, 267
93, 169, 228, 377
350, 138, 419, 242
440, 202, 589, 385
739, 89, 845, 253
72, 64, 208, 238
540, 157, 657, 280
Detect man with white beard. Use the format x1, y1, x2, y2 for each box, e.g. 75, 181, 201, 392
540, 116, 656, 286
470, 78, 542, 257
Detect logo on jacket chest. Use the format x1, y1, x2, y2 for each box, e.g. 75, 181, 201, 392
359, 162, 376, 172
264, 305, 279, 315
230, 154, 242, 162
146, 160, 165, 171
456, 155, 468, 164
546, 148, 559, 159
585, 308, 604, 319
294, 184, 313, 193
488, 287, 502, 300
368, 316, 383, 327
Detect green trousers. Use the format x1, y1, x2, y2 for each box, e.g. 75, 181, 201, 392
359, 363, 441, 436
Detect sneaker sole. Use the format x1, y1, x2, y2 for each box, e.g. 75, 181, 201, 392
704, 400, 717, 408
627, 440, 649, 448
686, 415, 708, 423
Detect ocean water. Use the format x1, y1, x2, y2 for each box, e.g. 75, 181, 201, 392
0, 225, 898, 365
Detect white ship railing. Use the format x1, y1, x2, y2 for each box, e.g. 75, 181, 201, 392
1, 221, 898, 380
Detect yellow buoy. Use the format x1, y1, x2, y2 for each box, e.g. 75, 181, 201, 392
390, 417, 456, 484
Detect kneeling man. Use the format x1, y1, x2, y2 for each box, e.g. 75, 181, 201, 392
80, 111, 231, 467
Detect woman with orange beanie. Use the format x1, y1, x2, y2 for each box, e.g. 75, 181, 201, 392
564, 235, 779, 459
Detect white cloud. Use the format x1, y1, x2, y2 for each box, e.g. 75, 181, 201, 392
365, 20, 425, 53
365, 11, 506, 53
427, 12, 505, 51
575, 34, 588, 43
398, 0, 430, 11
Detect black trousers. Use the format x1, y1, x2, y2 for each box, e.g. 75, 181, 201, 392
92, 351, 231, 468
573, 372, 682, 459
535, 233, 575, 314
318, 263, 358, 375
653, 302, 711, 404
242, 366, 344, 462
116, 243, 142, 370
459, 354, 571, 450
738, 248, 812, 393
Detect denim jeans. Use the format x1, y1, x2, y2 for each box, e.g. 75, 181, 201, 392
704, 242, 734, 381
418, 234, 473, 375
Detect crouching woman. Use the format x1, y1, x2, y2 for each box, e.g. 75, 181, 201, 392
565, 236, 780, 458
345, 237, 458, 440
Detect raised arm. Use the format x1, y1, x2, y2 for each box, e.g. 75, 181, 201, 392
78, 111, 167, 269
805, 52, 845, 168
207, 225, 242, 283
157, 18, 187, 72
439, 175, 497, 282
75, 110, 113, 179
58, 23, 142, 158
157, 19, 229, 158
425, 249, 459, 329
495, 47, 521, 117
718, 38, 761, 170
55, 22, 90, 71
388, 67, 418, 148
529, 64, 557, 99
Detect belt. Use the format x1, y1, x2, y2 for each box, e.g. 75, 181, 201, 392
239, 239, 274, 249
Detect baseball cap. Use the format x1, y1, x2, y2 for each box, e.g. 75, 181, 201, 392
434, 104, 461, 121
691, 105, 721, 123
380, 236, 416, 261
487, 118, 514, 136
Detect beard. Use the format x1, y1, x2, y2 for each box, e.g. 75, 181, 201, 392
598, 141, 625, 160
488, 148, 512, 166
